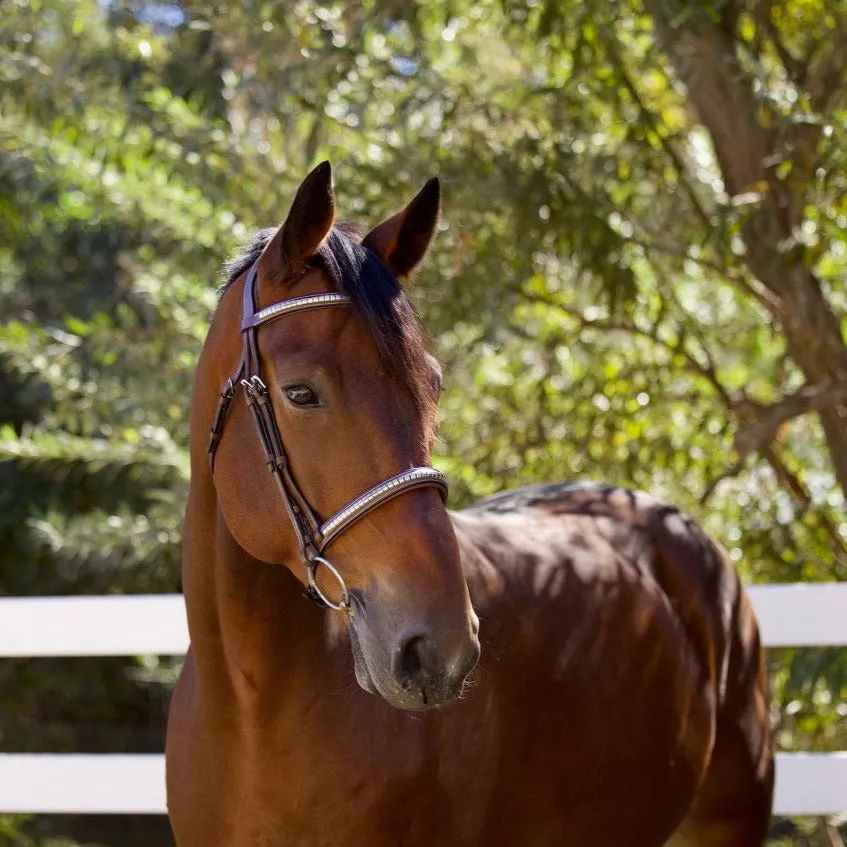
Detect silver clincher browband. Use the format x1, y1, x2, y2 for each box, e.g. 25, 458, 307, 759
207, 262, 449, 611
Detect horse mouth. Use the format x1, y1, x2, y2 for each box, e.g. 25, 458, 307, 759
348, 620, 379, 696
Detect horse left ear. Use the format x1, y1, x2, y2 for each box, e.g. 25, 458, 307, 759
363, 177, 441, 280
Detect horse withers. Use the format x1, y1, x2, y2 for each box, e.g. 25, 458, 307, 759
166, 162, 774, 846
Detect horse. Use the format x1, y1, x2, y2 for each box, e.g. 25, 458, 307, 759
165, 162, 774, 846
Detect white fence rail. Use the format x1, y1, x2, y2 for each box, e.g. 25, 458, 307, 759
0, 584, 845, 817
0, 752, 843, 817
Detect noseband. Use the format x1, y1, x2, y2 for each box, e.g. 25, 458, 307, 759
207, 263, 449, 611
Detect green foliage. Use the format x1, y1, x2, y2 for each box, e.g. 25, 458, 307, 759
0, 0, 845, 844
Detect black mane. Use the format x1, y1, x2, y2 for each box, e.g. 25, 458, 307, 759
220, 225, 432, 415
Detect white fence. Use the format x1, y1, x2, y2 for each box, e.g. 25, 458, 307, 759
0, 584, 845, 817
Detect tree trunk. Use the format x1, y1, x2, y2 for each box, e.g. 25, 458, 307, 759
642, 0, 847, 500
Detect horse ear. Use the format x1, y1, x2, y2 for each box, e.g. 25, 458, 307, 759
258, 161, 336, 283
363, 177, 440, 280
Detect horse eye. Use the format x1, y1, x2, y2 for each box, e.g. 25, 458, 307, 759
284, 384, 320, 407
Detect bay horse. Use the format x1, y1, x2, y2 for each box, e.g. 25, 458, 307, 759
166, 162, 774, 846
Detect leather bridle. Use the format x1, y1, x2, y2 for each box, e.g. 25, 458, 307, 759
206, 262, 449, 611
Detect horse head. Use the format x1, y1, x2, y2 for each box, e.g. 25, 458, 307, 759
205, 162, 479, 710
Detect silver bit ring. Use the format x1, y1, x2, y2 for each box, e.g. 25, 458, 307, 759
307, 555, 350, 611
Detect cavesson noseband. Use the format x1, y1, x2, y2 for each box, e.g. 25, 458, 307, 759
207, 262, 448, 611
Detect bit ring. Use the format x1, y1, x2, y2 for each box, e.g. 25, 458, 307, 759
306, 556, 350, 611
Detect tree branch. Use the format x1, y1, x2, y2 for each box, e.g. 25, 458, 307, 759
699, 444, 847, 566
734, 379, 847, 459
753, 1, 805, 85
763, 447, 847, 567
643, 1, 773, 197
804, 8, 847, 114
520, 291, 735, 406
603, 29, 711, 230
817, 817, 846, 847
700, 457, 747, 505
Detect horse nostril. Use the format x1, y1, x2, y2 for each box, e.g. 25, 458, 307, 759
392, 629, 478, 700
394, 633, 429, 686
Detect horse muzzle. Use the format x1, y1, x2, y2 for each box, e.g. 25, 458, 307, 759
350, 613, 480, 711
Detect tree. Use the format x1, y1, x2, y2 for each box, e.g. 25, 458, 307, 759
1, 1, 844, 844
642, 0, 847, 502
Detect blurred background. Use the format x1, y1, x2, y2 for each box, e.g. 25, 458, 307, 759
0, 0, 845, 844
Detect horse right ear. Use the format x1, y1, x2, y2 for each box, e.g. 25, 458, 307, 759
363, 177, 441, 282
257, 161, 336, 284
